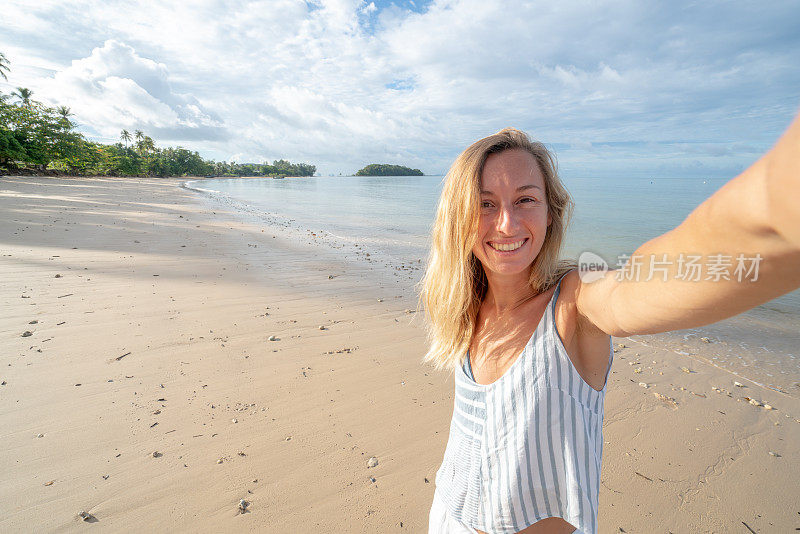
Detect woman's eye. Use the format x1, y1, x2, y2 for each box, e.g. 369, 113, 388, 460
519, 197, 536, 204
481, 201, 493, 208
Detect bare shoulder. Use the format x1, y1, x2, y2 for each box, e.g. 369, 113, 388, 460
554, 269, 613, 392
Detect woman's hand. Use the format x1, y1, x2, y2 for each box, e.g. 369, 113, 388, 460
576, 108, 800, 337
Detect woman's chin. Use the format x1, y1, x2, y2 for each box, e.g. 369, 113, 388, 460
483, 261, 533, 278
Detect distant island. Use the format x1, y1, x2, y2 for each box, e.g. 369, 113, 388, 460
355, 163, 423, 176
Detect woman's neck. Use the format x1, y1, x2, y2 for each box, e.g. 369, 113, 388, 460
483, 271, 538, 314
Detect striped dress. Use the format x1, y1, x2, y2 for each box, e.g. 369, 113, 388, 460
432, 274, 613, 534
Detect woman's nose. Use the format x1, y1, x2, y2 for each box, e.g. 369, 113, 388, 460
496, 205, 517, 233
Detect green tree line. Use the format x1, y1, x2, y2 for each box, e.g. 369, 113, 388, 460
0, 52, 315, 178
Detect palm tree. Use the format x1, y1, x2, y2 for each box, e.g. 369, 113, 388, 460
56, 105, 73, 128
0, 51, 9, 82
134, 129, 144, 153
142, 135, 155, 154
120, 129, 132, 148
12, 87, 33, 107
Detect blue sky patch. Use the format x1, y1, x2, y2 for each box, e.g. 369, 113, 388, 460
385, 77, 416, 91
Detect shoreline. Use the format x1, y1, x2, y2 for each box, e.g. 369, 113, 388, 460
187, 175, 800, 397
2, 175, 798, 532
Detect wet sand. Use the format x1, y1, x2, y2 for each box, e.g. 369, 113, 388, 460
1, 176, 798, 532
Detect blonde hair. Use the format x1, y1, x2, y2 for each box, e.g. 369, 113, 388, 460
418, 127, 576, 371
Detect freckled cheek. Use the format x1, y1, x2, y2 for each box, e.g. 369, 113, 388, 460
526, 212, 549, 233
471, 221, 490, 259
475, 217, 490, 240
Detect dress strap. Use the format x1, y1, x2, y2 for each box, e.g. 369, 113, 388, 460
549, 269, 573, 320
550, 268, 615, 391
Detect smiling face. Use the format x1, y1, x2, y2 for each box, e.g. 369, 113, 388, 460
472, 148, 552, 284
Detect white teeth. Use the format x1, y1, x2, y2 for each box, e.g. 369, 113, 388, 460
490, 240, 525, 252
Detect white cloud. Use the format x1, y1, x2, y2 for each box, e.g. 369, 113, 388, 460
1, 0, 798, 175
36, 39, 225, 143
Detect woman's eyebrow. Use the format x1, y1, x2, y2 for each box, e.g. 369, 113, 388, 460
479, 184, 543, 194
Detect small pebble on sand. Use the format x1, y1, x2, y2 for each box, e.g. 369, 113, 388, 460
367, 456, 378, 468
268, 335, 277, 341
21, 331, 32, 337
319, 325, 325, 330
734, 381, 744, 387
638, 382, 649, 388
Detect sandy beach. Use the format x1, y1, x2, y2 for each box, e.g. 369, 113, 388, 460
1, 175, 798, 533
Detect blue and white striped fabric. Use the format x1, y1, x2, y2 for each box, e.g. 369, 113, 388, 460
432, 274, 613, 534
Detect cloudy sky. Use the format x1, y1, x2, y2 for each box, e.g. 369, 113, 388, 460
1, 0, 798, 176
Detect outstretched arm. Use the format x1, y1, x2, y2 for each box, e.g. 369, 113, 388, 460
578, 108, 800, 337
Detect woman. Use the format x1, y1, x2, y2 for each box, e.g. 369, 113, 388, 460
421, 111, 800, 534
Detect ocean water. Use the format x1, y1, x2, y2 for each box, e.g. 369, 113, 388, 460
188, 175, 439, 259
186, 175, 800, 395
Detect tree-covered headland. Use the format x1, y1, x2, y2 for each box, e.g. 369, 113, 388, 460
355, 163, 423, 176
0, 52, 315, 178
